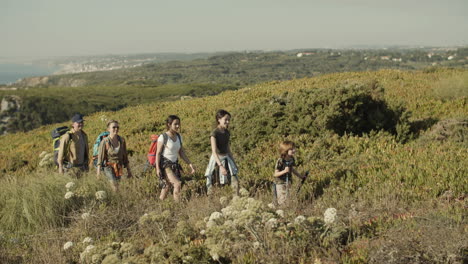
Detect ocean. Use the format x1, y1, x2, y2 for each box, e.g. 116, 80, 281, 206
0, 63, 58, 85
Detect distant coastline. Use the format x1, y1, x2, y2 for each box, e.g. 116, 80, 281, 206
0, 63, 58, 85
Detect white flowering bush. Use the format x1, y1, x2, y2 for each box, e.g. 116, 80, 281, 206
78, 241, 142, 264
295, 215, 306, 224
64, 191, 74, 200
239, 188, 249, 197
38, 151, 54, 168
81, 212, 91, 220
83, 237, 93, 244
203, 196, 287, 261
275, 209, 285, 218
324, 208, 338, 225
209, 211, 223, 222
138, 210, 171, 225
63, 241, 74, 250
219, 196, 229, 205
85, 245, 96, 253
65, 181, 76, 191
200, 196, 345, 262
95, 191, 107, 201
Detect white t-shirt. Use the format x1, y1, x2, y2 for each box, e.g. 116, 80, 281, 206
158, 133, 182, 162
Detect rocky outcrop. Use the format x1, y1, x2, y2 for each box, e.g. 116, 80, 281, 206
15, 76, 50, 87
1, 95, 21, 112
56, 78, 87, 87
0, 95, 22, 134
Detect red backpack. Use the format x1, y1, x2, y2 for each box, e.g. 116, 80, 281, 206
147, 133, 182, 166
147, 134, 159, 166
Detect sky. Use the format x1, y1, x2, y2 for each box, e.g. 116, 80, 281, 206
1, 0, 468, 57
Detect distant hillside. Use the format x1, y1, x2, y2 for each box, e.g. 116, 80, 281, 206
1, 48, 466, 134
9, 47, 468, 88
0, 69, 466, 263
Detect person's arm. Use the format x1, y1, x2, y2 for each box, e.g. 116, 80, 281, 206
211, 136, 228, 176
122, 138, 132, 178
57, 134, 69, 174
84, 133, 90, 166
96, 139, 106, 177
226, 143, 237, 167
155, 137, 164, 177
179, 146, 195, 174
274, 167, 290, 177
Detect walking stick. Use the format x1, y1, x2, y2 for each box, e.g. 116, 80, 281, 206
296, 171, 309, 195
272, 181, 278, 204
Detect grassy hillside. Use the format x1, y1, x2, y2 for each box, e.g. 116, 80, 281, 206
0, 69, 467, 263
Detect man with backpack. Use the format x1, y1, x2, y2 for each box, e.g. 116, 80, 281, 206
57, 114, 90, 176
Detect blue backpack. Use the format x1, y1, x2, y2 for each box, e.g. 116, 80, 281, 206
92, 131, 110, 168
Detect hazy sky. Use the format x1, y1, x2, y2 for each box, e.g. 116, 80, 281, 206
1, 0, 467, 57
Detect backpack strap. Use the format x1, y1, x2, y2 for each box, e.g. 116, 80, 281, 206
104, 135, 122, 151
62, 131, 73, 163
161, 133, 169, 157
176, 133, 182, 148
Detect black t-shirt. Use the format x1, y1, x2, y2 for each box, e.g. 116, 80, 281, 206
211, 128, 230, 155
274, 157, 295, 184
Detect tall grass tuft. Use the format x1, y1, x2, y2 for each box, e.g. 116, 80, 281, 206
0, 172, 109, 235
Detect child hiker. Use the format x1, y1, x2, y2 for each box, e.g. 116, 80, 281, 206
156, 115, 195, 202
204, 109, 239, 195
273, 141, 307, 205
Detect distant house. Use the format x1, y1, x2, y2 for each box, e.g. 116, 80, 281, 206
296, 52, 314, 58
392, 58, 402, 62
448, 56, 455, 60
380, 56, 391, 60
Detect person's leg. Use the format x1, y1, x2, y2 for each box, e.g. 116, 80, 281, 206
164, 168, 182, 202
104, 167, 119, 192
276, 184, 287, 205
230, 174, 239, 196
159, 170, 170, 200
65, 165, 80, 178
206, 173, 213, 195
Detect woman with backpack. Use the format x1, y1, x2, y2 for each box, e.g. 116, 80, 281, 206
155, 115, 195, 202
96, 120, 132, 192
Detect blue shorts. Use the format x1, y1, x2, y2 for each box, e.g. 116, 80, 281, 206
103, 166, 120, 182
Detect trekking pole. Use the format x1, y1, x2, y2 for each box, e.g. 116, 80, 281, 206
296, 171, 309, 195
272, 181, 278, 204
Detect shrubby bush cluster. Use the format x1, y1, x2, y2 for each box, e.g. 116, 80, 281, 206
233, 80, 412, 155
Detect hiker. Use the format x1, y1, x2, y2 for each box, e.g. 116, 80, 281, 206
273, 141, 307, 205
204, 109, 239, 195
57, 113, 90, 176
156, 115, 195, 202
96, 120, 132, 192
